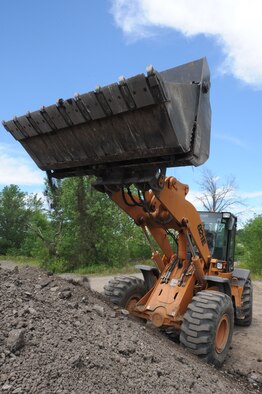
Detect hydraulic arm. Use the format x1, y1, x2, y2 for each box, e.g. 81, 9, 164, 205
100, 172, 211, 328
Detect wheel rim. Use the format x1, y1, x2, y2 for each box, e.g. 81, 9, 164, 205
215, 314, 230, 353
126, 297, 139, 313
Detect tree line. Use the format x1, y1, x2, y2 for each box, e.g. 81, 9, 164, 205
0, 178, 151, 272
0, 173, 260, 274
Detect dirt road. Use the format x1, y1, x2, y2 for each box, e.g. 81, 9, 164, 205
1, 260, 262, 387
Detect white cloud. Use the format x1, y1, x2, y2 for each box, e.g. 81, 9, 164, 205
111, 0, 262, 87
186, 190, 205, 211
241, 191, 262, 199
0, 147, 44, 186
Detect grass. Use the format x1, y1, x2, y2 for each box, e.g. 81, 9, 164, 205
237, 261, 262, 280
1, 254, 261, 280
71, 259, 153, 276
0, 255, 40, 267
250, 273, 262, 281
0, 255, 152, 276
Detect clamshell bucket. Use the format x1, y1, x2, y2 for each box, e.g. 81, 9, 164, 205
3, 58, 211, 180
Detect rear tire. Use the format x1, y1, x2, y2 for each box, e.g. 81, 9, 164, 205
235, 279, 253, 326
104, 276, 147, 312
180, 290, 234, 367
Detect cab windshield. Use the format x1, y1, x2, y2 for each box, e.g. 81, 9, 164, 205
199, 212, 227, 260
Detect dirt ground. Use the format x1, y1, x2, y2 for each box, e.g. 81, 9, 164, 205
0, 261, 261, 393
65, 270, 262, 386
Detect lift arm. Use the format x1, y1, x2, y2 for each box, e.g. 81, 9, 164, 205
107, 175, 211, 274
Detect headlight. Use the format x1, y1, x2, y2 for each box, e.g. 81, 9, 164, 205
222, 212, 231, 219
217, 262, 223, 269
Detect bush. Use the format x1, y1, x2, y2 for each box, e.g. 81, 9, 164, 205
237, 215, 262, 275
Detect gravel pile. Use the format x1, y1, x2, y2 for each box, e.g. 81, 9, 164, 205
0, 265, 257, 394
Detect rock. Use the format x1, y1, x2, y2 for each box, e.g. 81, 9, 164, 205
13, 266, 19, 274
248, 372, 258, 383
19, 307, 29, 317
5, 329, 25, 352
46, 271, 54, 276
24, 291, 32, 297
81, 296, 88, 304
80, 276, 90, 289
59, 290, 72, 299
92, 304, 104, 317
28, 323, 35, 331
120, 309, 129, 316
12, 387, 22, 393
1, 373, 8, 381
40, 279, 52, 289
119, 357, 127, 365
65, 277, 80, 286
16, 320, 27, 329
2, 383, 12, 390
69, 354, 83, 368
50, 286, 59, 292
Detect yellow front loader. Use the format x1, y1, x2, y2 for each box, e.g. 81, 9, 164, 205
3, 58, 252, 366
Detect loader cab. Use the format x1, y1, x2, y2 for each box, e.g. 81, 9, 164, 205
199, 211, 237, 272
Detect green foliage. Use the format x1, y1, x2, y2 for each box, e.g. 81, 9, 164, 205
0, 185, 41, 255
2, 179, 261, 277
0, 178, 153, 272
0, 255, 40, 266
40, 258, 70, 273
56, 177, 150, 270
236, 215, 262, 275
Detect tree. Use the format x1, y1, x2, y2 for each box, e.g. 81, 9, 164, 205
50, 176, 151, 270
20, 196, 50, 259
40, 179, 64, 259
0, 185, 43, 255
0, 179, 152, 270
237, 215, 262, 274
196, 169, 243, 212
58, 176, 133, 269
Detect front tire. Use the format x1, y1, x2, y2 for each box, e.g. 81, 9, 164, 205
180, 290, 234, 367
104, 276, 147, 312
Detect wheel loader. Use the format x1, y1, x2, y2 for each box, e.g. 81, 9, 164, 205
3, 58, 252, 367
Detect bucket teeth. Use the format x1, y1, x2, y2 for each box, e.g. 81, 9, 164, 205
3, 119, 25, 140
100, 83, 129, 115
125, 74, 155, 108
4, 69, 166, 140
79, 91, 106, 120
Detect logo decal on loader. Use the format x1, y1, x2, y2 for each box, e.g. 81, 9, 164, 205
197, 224, 207, 246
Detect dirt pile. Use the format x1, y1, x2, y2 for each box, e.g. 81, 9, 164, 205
0, 265, 259, 394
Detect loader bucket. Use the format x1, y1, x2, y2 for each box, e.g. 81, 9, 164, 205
3, 58, 211, 180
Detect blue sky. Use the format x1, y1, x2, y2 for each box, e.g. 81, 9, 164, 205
0, 0, 261, 222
